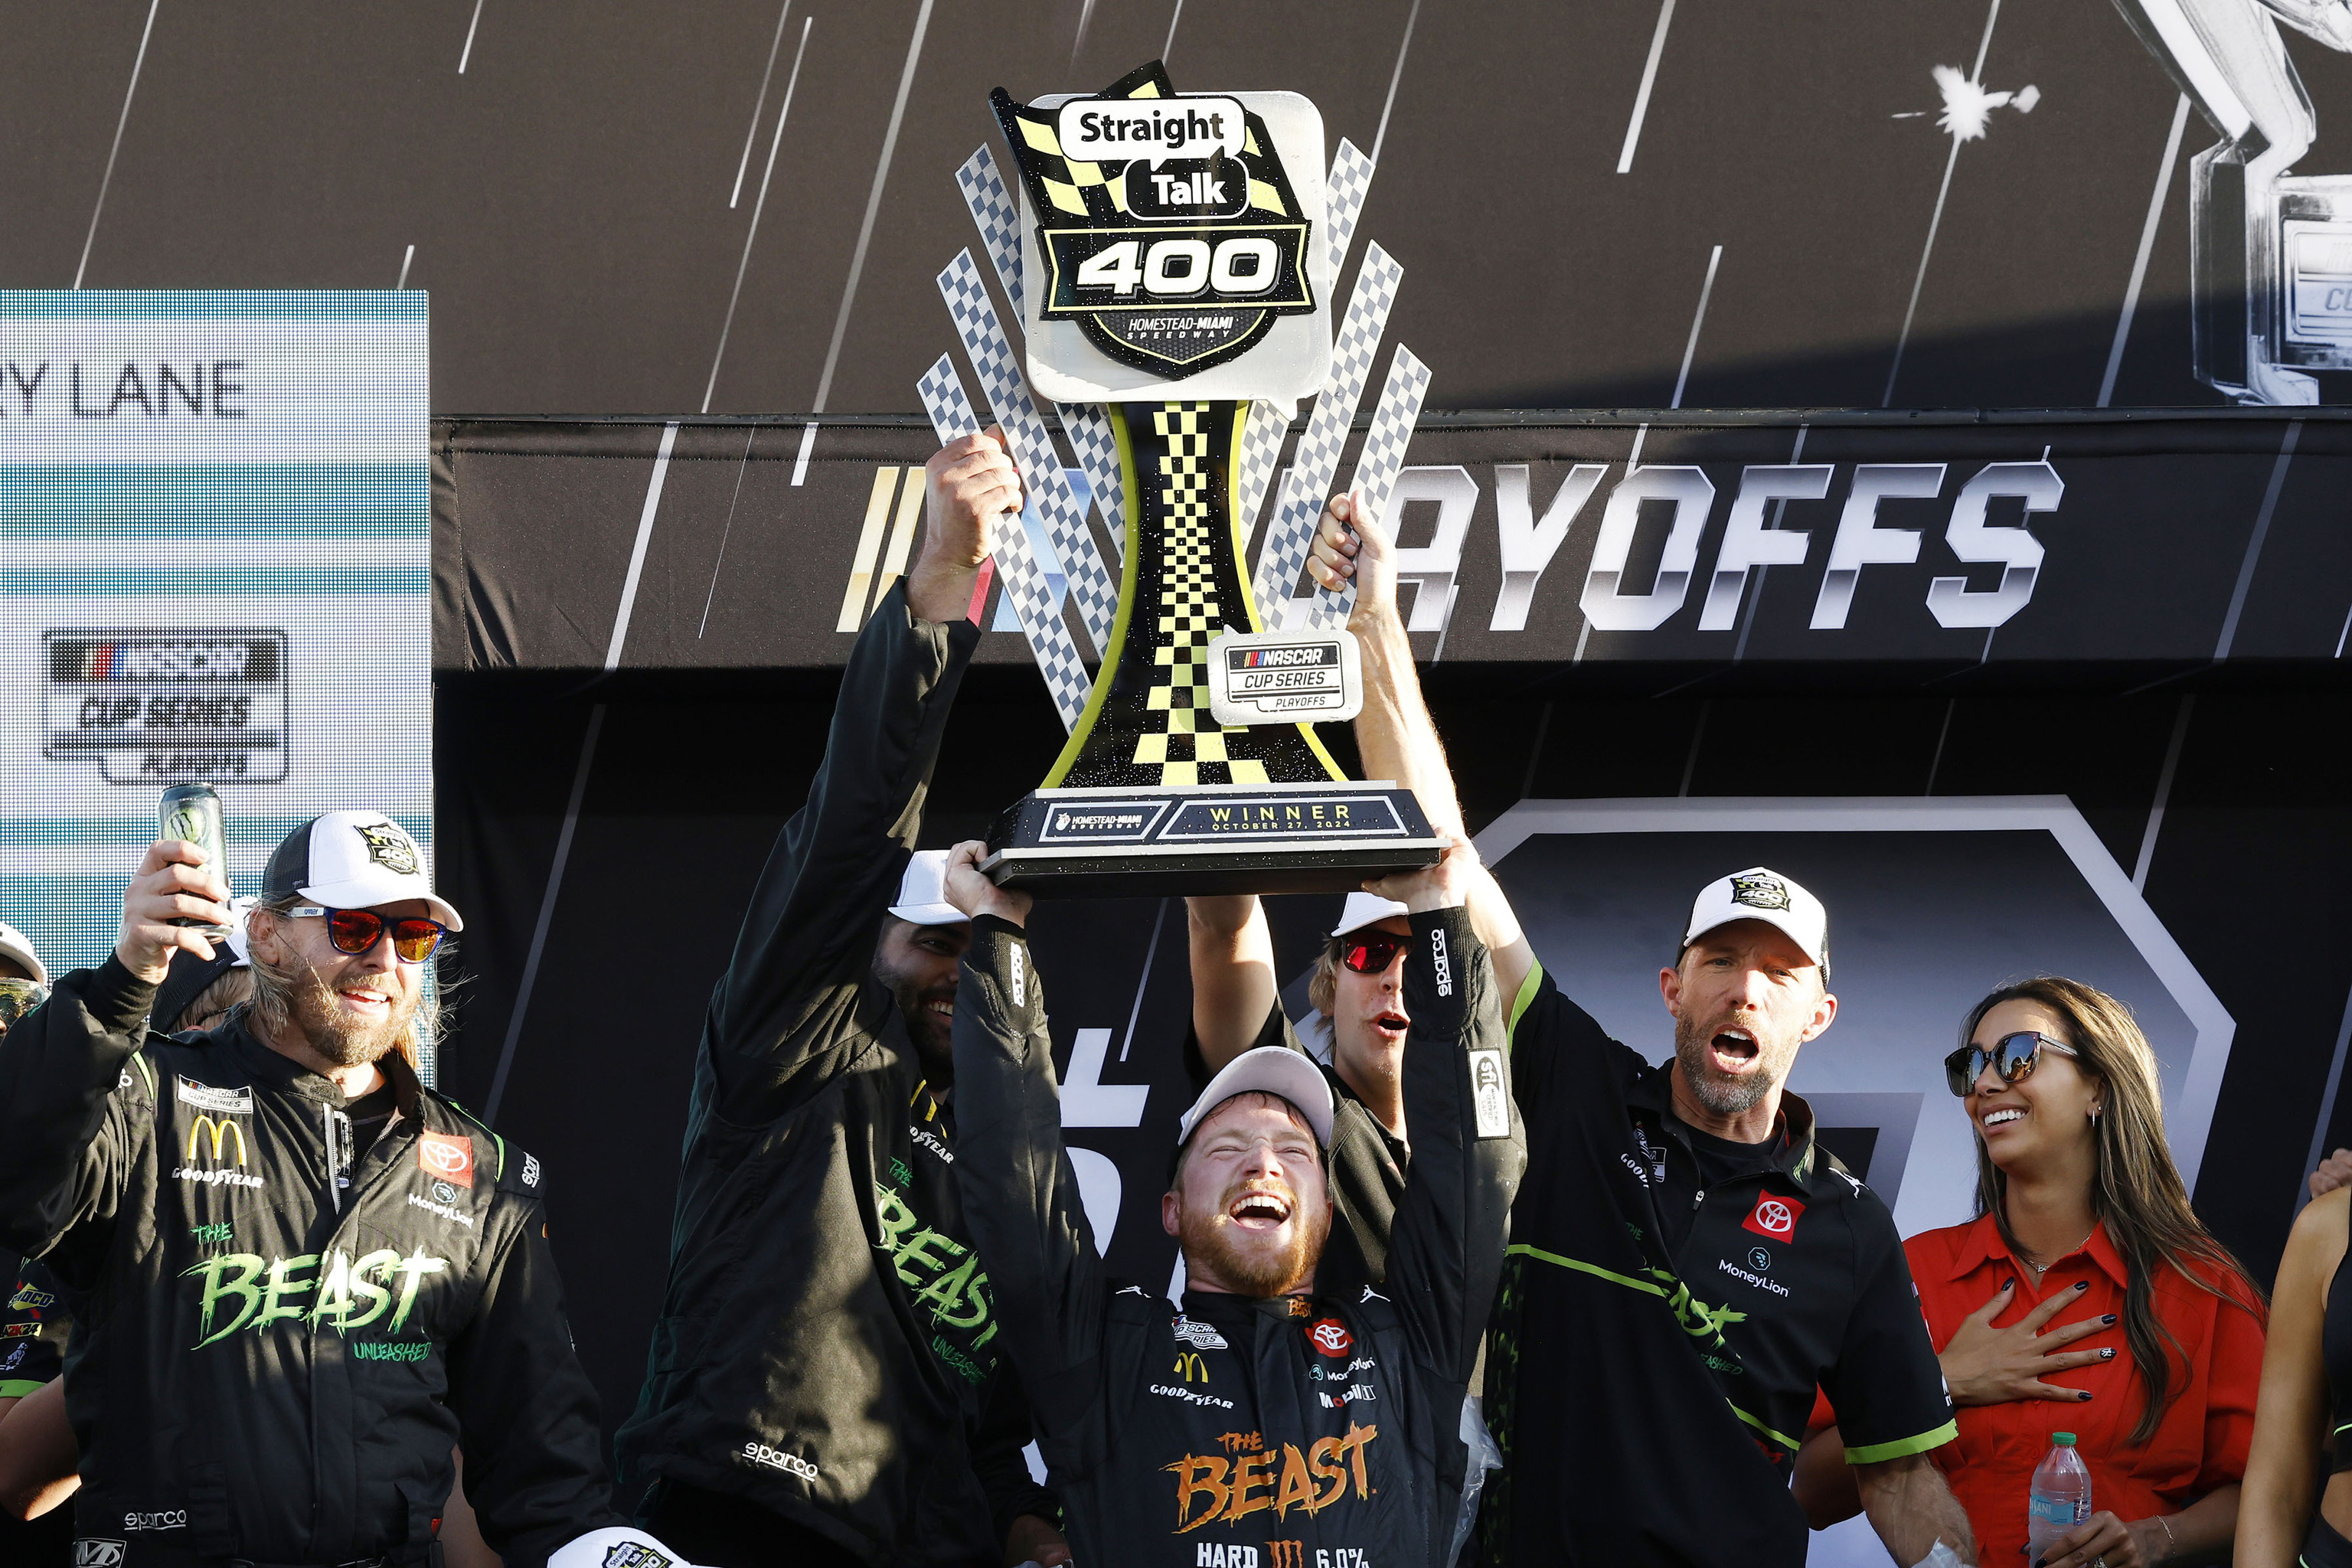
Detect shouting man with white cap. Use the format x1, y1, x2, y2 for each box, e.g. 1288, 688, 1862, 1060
942, 835, 1523, 1568
0, 812, 666, 1568
1187, 888, 1417, 1299
1308, 495, 1975, 1568
612, 432, 1063, 1568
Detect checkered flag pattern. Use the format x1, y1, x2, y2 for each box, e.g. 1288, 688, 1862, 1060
953, 146, 1126, 557
1230, 399, 1292, 624
1060, 405, 1127, 557
1325, 139, 1375, 278
916, 354, 1091, 732
956, 145, 1027, 318
1251, 243, 1405, 618
1125, 403, 1270, 788
936, 250, 1120, 654
1306, 344, 1432, 631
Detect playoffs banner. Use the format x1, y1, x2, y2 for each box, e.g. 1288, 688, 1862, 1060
0, 292, 431, 1047
433, 410, 2352, 677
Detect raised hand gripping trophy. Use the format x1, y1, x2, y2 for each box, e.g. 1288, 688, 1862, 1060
919, 60, 1439, 896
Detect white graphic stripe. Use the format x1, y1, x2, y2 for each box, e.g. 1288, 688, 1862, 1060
606, 423, 679, 670
2099, 93, 2191, 409
77, 0, 162, 290
731, 2, 795, 208
1253, 244, 1403, 616
813, 0, 935, 412
918, 356, 1090, 730
705, 15, 812, 413
1616, 0, 1677, 175
937, 250, 1119, 652
1308, 345, 1430, 630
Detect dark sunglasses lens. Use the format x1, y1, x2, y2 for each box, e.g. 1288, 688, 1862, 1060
325, 909, 383, 955
1944, 1048, 1982, 1096
388, 920, 443, 962
0, 980, 48, 1024
1996, 1032, 2045, 1081
1342, 937, 1407, 975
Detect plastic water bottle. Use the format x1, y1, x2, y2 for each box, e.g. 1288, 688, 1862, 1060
2027, 1432, 2092, 1563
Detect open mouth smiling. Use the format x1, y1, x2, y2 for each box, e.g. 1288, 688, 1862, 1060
1227, 1189, 1295, 1232
1707, 1026, 1760, 1073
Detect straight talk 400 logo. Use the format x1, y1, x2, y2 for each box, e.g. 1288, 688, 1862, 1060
182, 1249, 447, 1349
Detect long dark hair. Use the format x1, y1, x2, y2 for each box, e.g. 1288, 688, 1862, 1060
1963, 976, 2265, 1447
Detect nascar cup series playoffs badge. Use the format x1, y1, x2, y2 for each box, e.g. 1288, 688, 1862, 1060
992, 60, 1315, 377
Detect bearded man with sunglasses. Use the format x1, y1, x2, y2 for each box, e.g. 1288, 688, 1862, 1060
0, 812, 673, 1568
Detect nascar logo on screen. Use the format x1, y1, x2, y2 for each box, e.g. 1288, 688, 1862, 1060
43, 629, 289, 783
994, 62, 1315, 376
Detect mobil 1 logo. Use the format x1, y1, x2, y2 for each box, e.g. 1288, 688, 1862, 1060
992, 61, 1317, 377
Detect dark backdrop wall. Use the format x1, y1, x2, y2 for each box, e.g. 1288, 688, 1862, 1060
20, 0, 2352, 413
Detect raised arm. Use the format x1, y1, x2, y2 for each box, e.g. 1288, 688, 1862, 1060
707, 435, 1014, 1108
0, 838, 218, 1269
1364, 840, 1525, 1383
2237, 1187, 2345, 1568
1308, 497, 1534, 1003
939, 843, 1110, 1458
1188, 895, 1278, 1070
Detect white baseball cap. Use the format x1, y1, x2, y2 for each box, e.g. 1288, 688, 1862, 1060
887, 849, 969, 928
0, 920, 45, 985
1682, 867, 1827, 968
1329, 890, 1410, 939
1175, 1045, 1335, 1150
262, 812, 462, 931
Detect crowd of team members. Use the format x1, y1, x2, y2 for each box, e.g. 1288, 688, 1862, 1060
1, 434, 2350, 1568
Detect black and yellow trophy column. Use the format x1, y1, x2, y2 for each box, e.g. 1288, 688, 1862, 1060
1043, 400, 1344, 790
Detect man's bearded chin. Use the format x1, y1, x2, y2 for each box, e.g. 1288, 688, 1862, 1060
887, 976, 956, 1084
1180, 1183, 1329, 1298
1673, 1011, 1785, 1118
290, 965, 417, 1069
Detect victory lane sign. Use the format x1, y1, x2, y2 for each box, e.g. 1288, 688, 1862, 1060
975, 61, 1436, 896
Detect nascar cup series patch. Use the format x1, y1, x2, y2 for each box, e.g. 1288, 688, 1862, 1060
991, 60, 1315, 377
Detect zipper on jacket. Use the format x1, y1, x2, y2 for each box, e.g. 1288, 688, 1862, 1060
323, 1103, 354, 1211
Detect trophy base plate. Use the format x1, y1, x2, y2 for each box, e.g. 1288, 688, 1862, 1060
982, 781, 1442, 898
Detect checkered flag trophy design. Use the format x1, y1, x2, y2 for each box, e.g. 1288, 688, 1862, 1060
926, 60, 1439, 895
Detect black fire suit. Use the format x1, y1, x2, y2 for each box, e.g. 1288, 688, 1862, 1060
612, 580, 1051, 1564
0, 970, 619, 1567
952, 905, 1524, 1568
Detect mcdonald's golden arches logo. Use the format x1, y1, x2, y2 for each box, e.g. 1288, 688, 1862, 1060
186, 1114, 248, 1167
1172, 1351, 1209, 1383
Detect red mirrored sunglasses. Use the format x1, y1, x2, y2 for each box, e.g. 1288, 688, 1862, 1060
288, 905, 448, 964
1338, 934, 1413, 974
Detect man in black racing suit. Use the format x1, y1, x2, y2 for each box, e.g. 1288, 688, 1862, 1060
0, 812, 643, 1568
941, 835, 1524, 1568
615, 430, 1061, 1568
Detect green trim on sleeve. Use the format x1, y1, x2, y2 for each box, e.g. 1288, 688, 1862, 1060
1505, 1242, 1666, 1298
1728, 1403, 1802, 1452
0, 1380, 48, 1398
1507, 960, 1544, 1048
130, 1051, 156, 1097
1845, 1421, 1959, 1465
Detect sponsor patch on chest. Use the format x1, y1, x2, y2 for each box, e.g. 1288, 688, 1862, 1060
174, 1076, 252, 1115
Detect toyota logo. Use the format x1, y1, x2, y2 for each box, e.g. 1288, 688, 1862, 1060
1755, 1200, 1795, 1234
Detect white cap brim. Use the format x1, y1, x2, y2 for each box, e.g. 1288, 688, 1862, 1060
300, 873, 464, 933
887, 900, 968, 928
1177, 1045, 1334, 1149
1330, 890, 1410, 939
0, 924, 45, 986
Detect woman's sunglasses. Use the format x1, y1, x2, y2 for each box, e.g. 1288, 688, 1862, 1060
1339, 934, 1413, 975
289, 905, 449, 965
0, 977, 50, 1027
1942, 1031, 2079, 1097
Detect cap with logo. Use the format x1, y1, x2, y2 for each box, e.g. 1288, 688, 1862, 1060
1175, 1044, 1335, 1150
888, 848, 969, 928
0, 920, 45, 986
1329, 890, 1410, 941
1683, 866, 1827, 969
263, 812, 462, 931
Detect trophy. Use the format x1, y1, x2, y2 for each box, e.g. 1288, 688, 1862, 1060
918, 61, 1440, 896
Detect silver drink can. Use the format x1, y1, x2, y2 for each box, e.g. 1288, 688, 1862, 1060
158, 783, 232, 937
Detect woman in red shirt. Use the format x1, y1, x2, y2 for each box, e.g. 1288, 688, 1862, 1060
1798, 976, 2267, 1568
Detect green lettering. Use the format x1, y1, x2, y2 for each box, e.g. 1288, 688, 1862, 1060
387, 1250, 449, 1334
256, 1254, 318, 1328
341, 1248, 399, 1330
873, 1182, 920, 1251
185, 1253, 266, 1348
892, 1227, 959, 1289
918, 1255, 991, 1330
309, 1250, 353, 1330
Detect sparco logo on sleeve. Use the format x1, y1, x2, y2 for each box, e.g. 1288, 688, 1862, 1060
1430, 928, 1452, 998
740, 1442, 819, 1481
